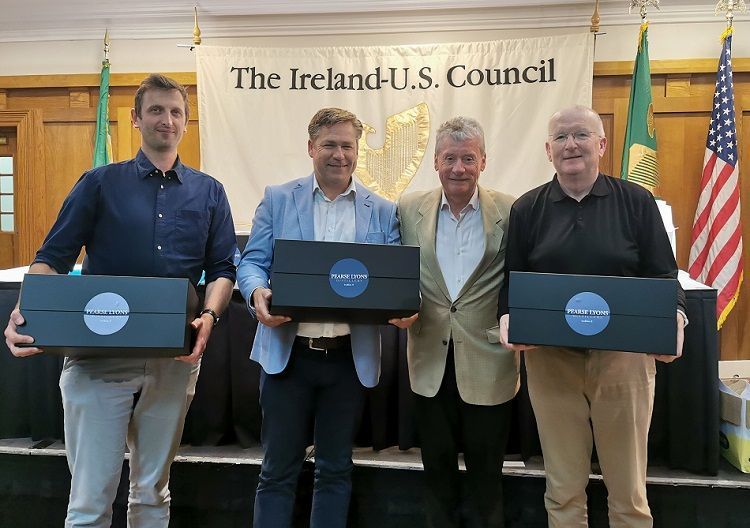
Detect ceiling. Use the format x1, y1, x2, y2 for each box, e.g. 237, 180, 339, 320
0, 0, 731, 43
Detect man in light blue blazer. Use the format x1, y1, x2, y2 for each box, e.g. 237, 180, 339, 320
237, 108, 405, 528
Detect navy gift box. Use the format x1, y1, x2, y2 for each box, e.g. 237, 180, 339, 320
18, 274, 198, 357
269, 239, 420, 324
508, 271, 678, 355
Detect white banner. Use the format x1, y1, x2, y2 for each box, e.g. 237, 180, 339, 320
197, 34, 593, 228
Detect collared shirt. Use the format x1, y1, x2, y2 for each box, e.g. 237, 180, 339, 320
436, 188, 485, 301
499, 173, 685, 314
34, 149, 237, 287
297, 177, 356, 338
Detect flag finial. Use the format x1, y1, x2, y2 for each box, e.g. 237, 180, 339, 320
629, 0, 660, 22
591, 0, 601, 33
103, 29, 110, 64
193, 6, 202, 46
715, 0, 746, 30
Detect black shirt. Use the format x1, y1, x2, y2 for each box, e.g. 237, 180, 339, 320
499, 173, 685, 314
34, 149, 236, 286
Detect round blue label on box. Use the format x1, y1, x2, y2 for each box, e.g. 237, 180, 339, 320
83, 292, 130, 336
564, 292, 610, 336
329, 258, 370, 298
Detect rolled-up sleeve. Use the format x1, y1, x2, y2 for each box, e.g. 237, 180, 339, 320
202, 183, 237, 285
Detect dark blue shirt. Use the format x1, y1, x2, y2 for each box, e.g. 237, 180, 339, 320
34, 150, 236, 286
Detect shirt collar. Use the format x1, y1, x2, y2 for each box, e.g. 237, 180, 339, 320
440, 187, 480, 214
550, 173, 609, 202
135, 149, 185, 183
313, 176, 357, 201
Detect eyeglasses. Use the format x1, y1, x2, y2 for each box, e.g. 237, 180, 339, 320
548, 131, 599, 144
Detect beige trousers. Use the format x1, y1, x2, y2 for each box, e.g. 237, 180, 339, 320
525, 347, 656, 528
60, 357, 200, 528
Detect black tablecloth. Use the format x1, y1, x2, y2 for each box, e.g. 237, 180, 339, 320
0, 283, 720, 475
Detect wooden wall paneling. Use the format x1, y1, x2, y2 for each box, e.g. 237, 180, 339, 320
0, 110, 46, 265
0, 73, 197, 90
68, 88, 90, 108
723, 110, 750, 360
611, 98, 630, 178
665, 75, 692, 98
116, 107, 133, 162
0, 91, 6, 110
598, 113, 614, 175
737, 109, 750, 358
179, 117, 201, 170
7, 88, 71, 112
43, 122, 97, 228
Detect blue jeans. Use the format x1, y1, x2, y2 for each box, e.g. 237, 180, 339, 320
253, 342, 366, 528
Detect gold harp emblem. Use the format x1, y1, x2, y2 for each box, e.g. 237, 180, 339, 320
646, 103, 656, 138
355, 103, 430, 201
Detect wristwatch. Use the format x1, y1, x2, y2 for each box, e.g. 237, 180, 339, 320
199, 308, 220, 327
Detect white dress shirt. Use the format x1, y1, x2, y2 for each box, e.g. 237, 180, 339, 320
436, 189, 485, 301
296, 177, 356, 338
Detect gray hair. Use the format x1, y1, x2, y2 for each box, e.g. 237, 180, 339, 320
434, 116, 486, 156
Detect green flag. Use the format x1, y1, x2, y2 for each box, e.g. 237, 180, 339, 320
621, 23, 658, 193
93, 60, 112, 168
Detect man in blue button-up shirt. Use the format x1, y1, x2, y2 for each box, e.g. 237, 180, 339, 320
4, 74, 236, 527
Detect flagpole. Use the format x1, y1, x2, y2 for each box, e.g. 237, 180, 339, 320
93, 31, 112, 168
620, 1, 659, 193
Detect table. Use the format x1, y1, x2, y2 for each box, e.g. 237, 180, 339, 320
0, 278, 720, 475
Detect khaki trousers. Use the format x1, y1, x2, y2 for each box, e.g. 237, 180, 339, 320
525, 347, 656, 528
59, 357, 199, 528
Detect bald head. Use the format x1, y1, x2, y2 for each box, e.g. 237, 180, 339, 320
548, 105, 605, 137
545, 105, 607, 188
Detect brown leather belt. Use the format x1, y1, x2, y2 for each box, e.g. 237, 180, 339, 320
294, 335, 351, 351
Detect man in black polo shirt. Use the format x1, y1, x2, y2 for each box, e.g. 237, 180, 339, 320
4, 74, 236, 527
499, 105, 685, 528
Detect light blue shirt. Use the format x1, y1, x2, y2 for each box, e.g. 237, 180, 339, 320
436, 188, 485, 301
297, 176, 356, 338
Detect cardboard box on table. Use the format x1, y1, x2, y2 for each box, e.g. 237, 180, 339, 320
269, 239, 420, 324
508, 271, 678, 355
719, 360, 750, 473
18, 274, 198, 357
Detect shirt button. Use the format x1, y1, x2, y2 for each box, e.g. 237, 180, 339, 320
160, 185, 164, 189
450, 306, 457, 313
157, 245, 162, 250
442, 339, 448, 345
158, 213, 163, 218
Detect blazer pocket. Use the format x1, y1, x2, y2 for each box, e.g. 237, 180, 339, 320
365, 232, 386, 244
486, 325, 501, 344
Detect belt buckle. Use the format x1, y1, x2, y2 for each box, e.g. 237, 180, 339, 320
308, 338, 327, 352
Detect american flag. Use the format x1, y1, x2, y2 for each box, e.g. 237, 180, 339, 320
688, 32, 744, 328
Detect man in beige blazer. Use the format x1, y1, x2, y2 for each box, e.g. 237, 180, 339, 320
394, 117, 518, 528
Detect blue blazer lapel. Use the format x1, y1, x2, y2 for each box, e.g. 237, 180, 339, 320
354, 183, 373, 242
292, 175, 315, 241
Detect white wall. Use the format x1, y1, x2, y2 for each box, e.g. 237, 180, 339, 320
2, 20, 749, 76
